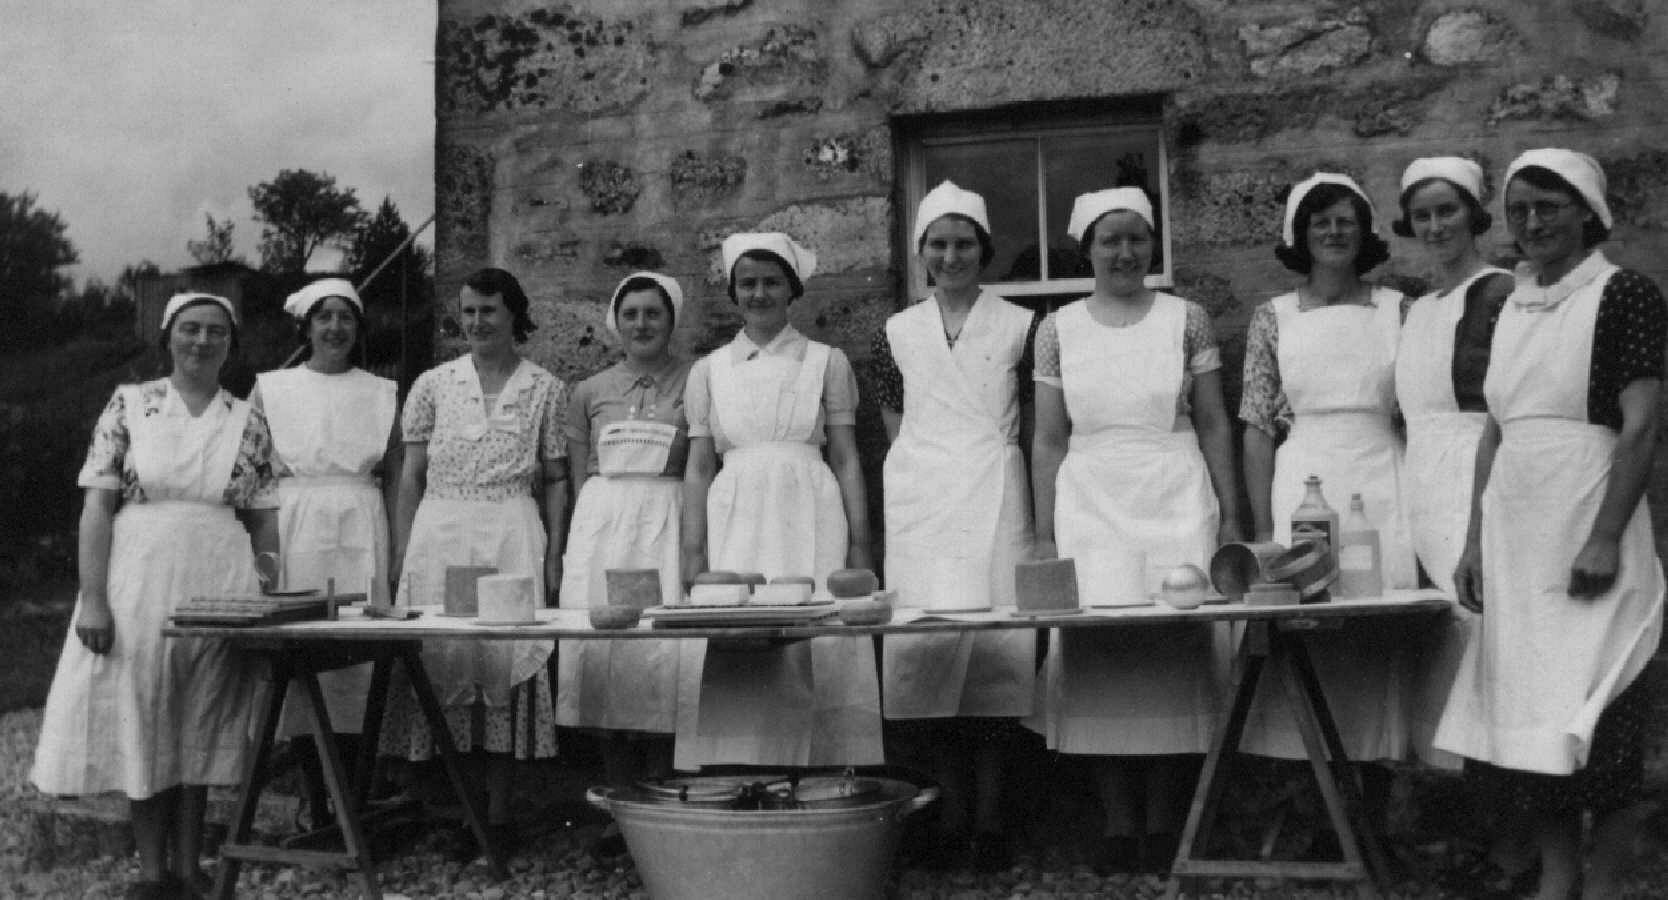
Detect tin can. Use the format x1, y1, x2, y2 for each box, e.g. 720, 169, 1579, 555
1208, 542, 1288, 599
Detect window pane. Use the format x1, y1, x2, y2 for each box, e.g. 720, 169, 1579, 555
1042, 131, 1163, 278
921, 138, 1038, 282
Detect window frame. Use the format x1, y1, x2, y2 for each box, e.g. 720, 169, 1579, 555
898, 103, 1173, 302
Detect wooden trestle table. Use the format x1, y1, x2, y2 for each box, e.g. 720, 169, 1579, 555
164, 589, 1449, 900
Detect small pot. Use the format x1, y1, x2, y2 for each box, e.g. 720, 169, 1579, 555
589, 605, 642, 630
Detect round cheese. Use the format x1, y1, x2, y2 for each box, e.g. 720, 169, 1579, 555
827, 568, 879, 598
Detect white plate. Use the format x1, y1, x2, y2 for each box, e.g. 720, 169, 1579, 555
1009, 607, 1084, 618
646, 602, 838, 627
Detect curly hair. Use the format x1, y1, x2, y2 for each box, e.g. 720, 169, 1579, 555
1392, 177, 1493, 238
462, 267, 537, 342
1275, 182, 1391, 275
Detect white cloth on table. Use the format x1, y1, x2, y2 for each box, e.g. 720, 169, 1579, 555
259, 366, 395, 738
882, 292, 1035, 719
1240, 287, 1416, 762
1032, 295, 1221, 755
1435, 259, 1664, 774
674, 337, 883, 769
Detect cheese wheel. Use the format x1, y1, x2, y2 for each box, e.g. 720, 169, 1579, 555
770, 575, 817, 587
827, 568, 879, 598
1014, 558, 1079, 612
692, 570, 745, 585
738, 572, 767, 587
605, 568, 662, 609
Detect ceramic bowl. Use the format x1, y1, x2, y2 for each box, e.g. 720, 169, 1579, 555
838, 596, 893, 626
590, 605, 643, 630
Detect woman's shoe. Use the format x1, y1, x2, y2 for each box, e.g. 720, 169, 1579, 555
123, 879, 170, 900
1141, 831, 1181, 874
969, 831, 1013, 874
1441, 856, 1540, 899
590, 826, 629, 861
1093, 835, 1142, 876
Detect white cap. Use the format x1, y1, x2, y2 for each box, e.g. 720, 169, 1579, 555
161, 292, 237, 331
605, 271, 685, 342
1503, 148, 1612, 230
720, 232, 817, 283
1282, 172, 1376, 247
1400, 157, 1485, 203
1067, 187, 1154, 242
283, 277, 362, 319
912, 180, 990, 249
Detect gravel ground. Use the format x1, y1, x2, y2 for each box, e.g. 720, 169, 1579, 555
4, 706, 1667, 899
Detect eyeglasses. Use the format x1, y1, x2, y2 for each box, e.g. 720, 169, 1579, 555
1503, 199, 1576, 225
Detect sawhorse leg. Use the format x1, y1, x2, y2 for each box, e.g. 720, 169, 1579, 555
213, 655, 289, 900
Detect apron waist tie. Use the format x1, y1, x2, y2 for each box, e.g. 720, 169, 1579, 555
597, 472, 681, 482
1500, 417, 1615, 442
1290, 410, 1395, 438
724, 442, 821, 463
118, 499, 238, 525
1069, 427, 1194, 454
282, 475, 376, 489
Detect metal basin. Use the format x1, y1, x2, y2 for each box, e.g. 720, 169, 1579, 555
586, 773, 938, 900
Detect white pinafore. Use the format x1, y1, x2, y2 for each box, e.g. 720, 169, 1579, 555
1435, 256, 1664, 774
1240, 288, 1417, 761
32, 384, 263, 799
1394, 269, 1506, 768
558, 414, 685, 732
1036, 295, 1220, 754
674, 340, 884, 769
882, 293, 1035, 719
258, 367, 395, 738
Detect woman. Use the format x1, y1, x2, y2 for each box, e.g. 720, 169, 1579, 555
1436, 149, 1664, 900
677, 232, 882, 769
382, 267, 568, 852
874, 181, 1037, 871
33, 293, 277, 899
558, 271, 688, 851
253, 278, 398, 822
1030, 187, 1242, 873
1237, 174, 1416, 788
1390, 159, 1513, 772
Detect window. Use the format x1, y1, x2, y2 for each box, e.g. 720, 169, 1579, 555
897, 98, 1172, 308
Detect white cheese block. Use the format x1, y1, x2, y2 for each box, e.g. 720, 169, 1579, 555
688, 583, 751, 607
750, 582, 813, 606
476, 574, 537, 623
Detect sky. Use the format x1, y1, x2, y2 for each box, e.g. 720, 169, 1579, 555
0, 1, 436, 284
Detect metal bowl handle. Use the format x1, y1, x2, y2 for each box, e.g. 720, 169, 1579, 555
586, 787, 614, 812
903, 786, 940, 817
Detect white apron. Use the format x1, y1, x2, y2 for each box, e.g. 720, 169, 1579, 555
33, 386, 261, 799
881, 293, 1035, 719
1394, 269, 1505, 768
1240, 288, 1417, 761
1036, 296, 1220, 755
674, 340, 884, 768
1435, 259, 1664, 775
558, 418, 684, 732
259, 368, 395, 737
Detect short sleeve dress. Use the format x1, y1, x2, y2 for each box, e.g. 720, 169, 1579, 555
378, 355, 568, 761
32, 380, 277, 799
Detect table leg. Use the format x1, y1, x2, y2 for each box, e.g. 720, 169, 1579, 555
294, 667, 382, 899
213, 656, 291, 900
395, 644, 508, 880
1166, 622, 1267, 900
353, 645, 395, 812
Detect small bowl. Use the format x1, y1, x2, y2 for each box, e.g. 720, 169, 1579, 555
590, 605, 643, 630
839, 596, 893, 626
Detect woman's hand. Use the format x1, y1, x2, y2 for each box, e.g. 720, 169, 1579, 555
1453, 540, 1485, 613
76, 594, 114, 655
1569, 534, 1621, 598
846, 540, 875, 573
1217, 519, 1245, 548
544, 548, 564, 605
681, 548, 707, 591
1033, 538, 1058, 561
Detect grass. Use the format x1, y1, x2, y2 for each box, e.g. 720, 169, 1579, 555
0, 581, 74, 714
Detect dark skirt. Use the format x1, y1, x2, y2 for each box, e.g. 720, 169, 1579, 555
1464, 672, 1650, 817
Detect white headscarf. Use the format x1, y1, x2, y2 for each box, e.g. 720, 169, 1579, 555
605, 271, 685, 342
1067, 187, 1154, 241
284, 277, 362, 319
912, 181, 991, 249
160, 292, 237, 331
1282, 172, 1376, 247
1400, 157, 1485, 204
1503, 148, 1612, 230
720, 232, 817, 284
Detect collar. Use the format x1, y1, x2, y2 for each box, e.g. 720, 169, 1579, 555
731, 324, 804, 361
1512, 251, 1611, 312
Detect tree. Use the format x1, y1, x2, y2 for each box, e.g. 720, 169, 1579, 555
186, 214, 245, 266
0, 191, 78, 348
248, 169, 367, 273
347, 196, 435, 371
116, 260, 161, 301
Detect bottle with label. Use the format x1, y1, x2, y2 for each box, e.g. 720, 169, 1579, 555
1290, 475, 1339, 568
1336, 492, 1384, 598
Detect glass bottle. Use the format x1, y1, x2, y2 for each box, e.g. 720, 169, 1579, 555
1290, 475, 1339, 569
1336, 493, 1384, 597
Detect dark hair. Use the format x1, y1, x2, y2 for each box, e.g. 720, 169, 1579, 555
1392, 177, 1493, 238
462, 267, 536, 342
157, 298, 239, 375
1507, 165, 1611, 249
1274, 182, 1391, 275
613, 275, 677, 327
726, 250, 804, 304
1076, 207, 1156, 267
296, 294, 367, 360
916, 213, 996, 268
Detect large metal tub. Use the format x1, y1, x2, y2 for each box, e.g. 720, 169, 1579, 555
586, 773, 937, 900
